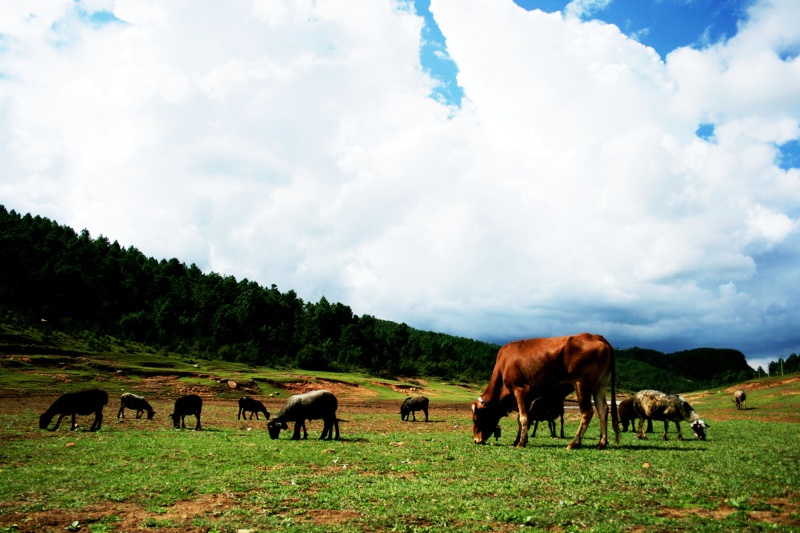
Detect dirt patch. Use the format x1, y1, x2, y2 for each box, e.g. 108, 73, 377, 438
279, 377, 376, 400
0, 493, 237, 533
658, 496, 800, 527
725, 377, 800, 393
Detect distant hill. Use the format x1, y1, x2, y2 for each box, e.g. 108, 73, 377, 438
616, 346, 753, 393
0, 204, 756, 391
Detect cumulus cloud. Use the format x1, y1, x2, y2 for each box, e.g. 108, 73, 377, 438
1, 0, 798, 362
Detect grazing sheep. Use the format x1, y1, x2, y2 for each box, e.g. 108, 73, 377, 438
733, 390, 747, 410
267, 390, 339, 440
528, 395, 565, 438
237, 396, 270, 420
633, 390, 708, 441
619, 397, 652, 433
39, 388, 108, 432
400, 395, 429, 422
169, 394, 202, 430
117, 392, 155, 419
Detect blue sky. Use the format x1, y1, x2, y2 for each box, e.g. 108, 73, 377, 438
1, 0, 799, 371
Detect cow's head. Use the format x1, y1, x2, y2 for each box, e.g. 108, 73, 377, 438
691, 419, 709, 440
471, 398, 502, 444
267, 420, 288, 440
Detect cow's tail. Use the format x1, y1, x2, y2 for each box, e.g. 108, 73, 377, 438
610, 344, 620, 446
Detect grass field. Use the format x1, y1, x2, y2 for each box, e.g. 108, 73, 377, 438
0, 329, 798, 532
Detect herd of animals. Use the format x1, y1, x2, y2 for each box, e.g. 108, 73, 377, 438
37, 333, 749, 448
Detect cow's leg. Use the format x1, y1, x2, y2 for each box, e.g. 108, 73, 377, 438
412, 411, 416, 421
559, 414, 565, 438
592, 383, 610, 449
662, 421, 669, 440
675, 422, 684, 440
531, 420, 539, 438
424, 409, 428, 422
514, 389, 530, 448
569, 383, 595, 449
548, 418, 556, 438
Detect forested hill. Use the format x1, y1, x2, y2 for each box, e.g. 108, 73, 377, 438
0, 206, 754, 389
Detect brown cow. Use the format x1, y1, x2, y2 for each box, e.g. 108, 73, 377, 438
733, 389, 747, 410
471, 333, 620, 449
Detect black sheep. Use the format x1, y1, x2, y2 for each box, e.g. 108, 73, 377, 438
528, 395, 565, 438
169, 394, 202, 430
117, 392, 155, 419
237, 396, 270, 420
619, 397, 652, 433
39, 388, 108, 431
400, 395, 429, 422
267, 390, 338, 440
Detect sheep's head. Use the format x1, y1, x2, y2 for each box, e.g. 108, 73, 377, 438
168, 413, 180, 428
267, 420, 288, 439
691, 419, 709, 440
146, 410, 155, 420
39, 413, 51, 429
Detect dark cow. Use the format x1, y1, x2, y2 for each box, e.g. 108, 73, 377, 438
117, 392, 155, 419
733, 390, 747, 410
633, 390, 708, 441
237, 396, 270, 420
267, 390, 339, 440
400, 395, 429, 422
39, 388, 108, 432
619, 397, 652, 433
528, 394, 565, 438
471, 333, 619, 449
169, 394, 202, 430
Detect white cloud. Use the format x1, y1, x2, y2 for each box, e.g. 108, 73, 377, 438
1, 0, 799, 361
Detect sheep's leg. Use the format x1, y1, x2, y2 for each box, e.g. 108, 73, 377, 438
292, 420, 304, 440
559, 414, 565, 438
333, 418, 340, 440
52, 414, 66, 431
531, 420, 539, 438
549, 419, 556, 438
411, 411, 416, 421
194, 412, 201, 431
675, 422, 684, 440
117, 404, 125, 418
237, 408, 242, 420
70, 413, 78, 431
320, 418, 331, 440
424, 409, 428, 422
662, 421, 669, 440
636, 418, 647, 440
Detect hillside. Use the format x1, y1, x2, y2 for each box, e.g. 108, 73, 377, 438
0, 205, 760, 391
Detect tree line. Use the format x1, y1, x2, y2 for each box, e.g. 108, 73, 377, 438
2, 205, 786, 389
0, 206, 498, 381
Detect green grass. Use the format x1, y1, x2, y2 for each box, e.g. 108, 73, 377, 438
0, 406, 797, 532
1, 323, 798, 531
